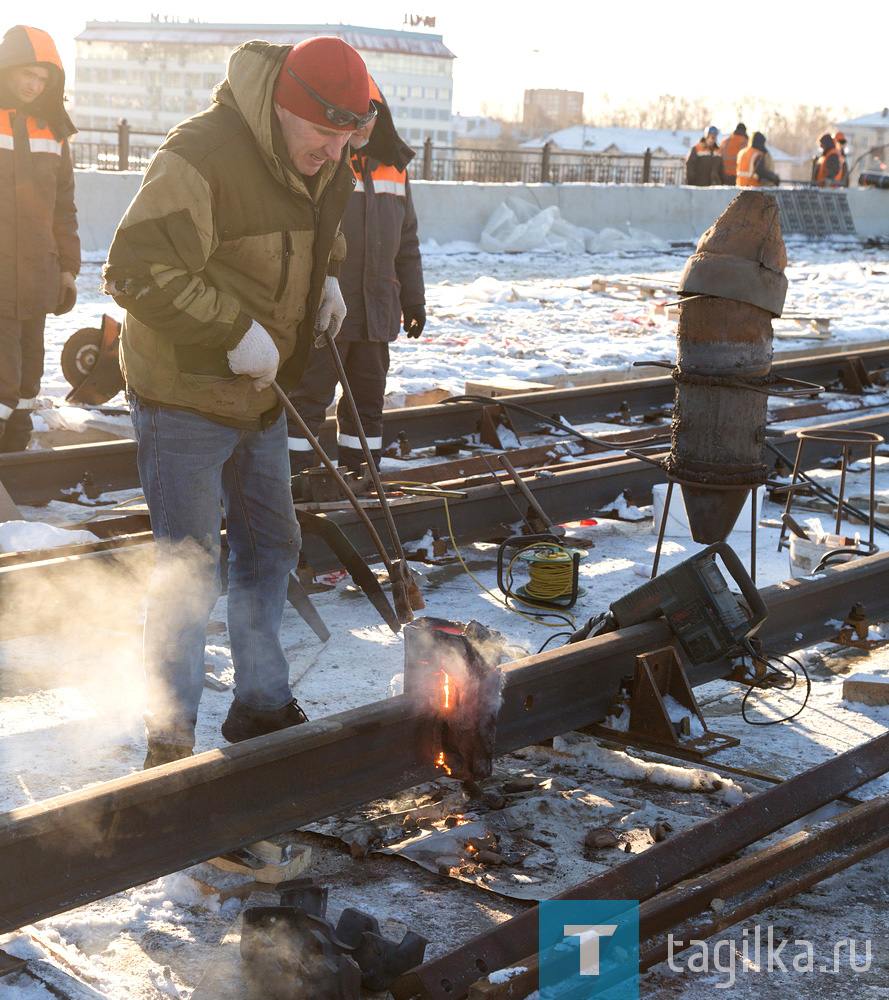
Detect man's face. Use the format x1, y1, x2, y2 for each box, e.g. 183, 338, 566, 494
4, 65, 50, 105
350, 114, 377, 149
274, 104, 353, 175
705, 134, 718, 148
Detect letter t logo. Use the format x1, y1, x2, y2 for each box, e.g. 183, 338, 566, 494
564, 924, 618, 976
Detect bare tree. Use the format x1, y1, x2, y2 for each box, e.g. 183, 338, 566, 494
730, 96, 854, 157
584, 94, 854, 155
590, 94, 716, 131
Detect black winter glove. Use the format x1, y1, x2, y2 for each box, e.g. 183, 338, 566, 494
402, 304, 426, 339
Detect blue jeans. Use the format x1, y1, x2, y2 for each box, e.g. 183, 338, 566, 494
130, 395, 300, 746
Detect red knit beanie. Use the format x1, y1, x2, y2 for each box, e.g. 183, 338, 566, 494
273, 37, 370, 131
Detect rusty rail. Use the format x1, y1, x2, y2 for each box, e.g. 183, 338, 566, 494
4, 344, 888, 506
2, 552, 889, 934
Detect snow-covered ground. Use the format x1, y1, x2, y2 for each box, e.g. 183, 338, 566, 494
2, 233, 889, 998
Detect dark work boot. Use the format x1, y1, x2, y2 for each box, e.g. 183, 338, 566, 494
221, 697, 309, 744
143, 742, 194, 769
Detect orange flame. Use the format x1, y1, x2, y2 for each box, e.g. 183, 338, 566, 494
435, 750, 452, 776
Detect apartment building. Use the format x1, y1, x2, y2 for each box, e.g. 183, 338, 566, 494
73, 19, 456, 146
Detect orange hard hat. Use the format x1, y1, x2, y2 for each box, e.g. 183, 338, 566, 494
834, 131, 847, 142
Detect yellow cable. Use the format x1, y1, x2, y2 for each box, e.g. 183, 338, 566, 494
386, 479, 575, 628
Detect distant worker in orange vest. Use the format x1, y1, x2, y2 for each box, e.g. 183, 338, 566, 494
833, 131, 850, 186
720, 122, 748, 185
686, 125, 725, 185
813, 133, 843, 187
736, 131, 780, 187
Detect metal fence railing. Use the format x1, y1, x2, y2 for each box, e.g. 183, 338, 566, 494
71, 121, 165, 171
407, 139, 685, 186
71, 121, 686, 185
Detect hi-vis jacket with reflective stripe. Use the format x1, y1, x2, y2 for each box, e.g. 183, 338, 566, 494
338, 151, 424, 342
103, 41, 354, 429
0, 25, 80, 320
720, 132, 746, 180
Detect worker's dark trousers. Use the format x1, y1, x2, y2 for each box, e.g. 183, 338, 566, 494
0, 315, 45, 452
288, 338, 390, 472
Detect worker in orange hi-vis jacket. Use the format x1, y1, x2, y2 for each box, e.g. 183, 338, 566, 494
737, 132, 781, 187
720, 123, 748, 186
0, 24, 80, 453
686, 125, 725, 186
813, 132, 844, 187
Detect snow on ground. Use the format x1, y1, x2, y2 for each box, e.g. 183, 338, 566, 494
34, 236, 889, 417
2, 236, 889, 998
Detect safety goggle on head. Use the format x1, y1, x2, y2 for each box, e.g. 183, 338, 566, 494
287, 69, 378, 129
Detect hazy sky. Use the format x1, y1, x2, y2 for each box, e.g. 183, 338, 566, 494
16, 1, 882, 122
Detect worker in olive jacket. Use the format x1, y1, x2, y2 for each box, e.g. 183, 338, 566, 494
104, 37, 374, 767
287, 75, 426, 472
0, 24, 80, 452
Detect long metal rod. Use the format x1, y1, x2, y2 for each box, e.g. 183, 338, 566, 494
496, 453, 556, 529
271, 381, 394, 575
639, 795, 889, 942
0, 619, 669, 933
0, 432, 887, 644
4, 553, 889, 935
641, 826, 889, 969
320, 331, 408, 565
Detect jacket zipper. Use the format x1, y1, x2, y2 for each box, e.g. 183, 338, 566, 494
273, 231, 292, 303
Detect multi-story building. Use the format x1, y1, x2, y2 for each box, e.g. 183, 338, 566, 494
73, 19, 456, 147
523, 89, 584, 132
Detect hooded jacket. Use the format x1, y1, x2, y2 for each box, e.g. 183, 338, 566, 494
720, 126, 747, 181
338, 81, 424, 342
814, 133, 842, 186
685, 135, 725, 186
0, 24, 80, 320
737, 132, 780, 187
103, 40, 355, 429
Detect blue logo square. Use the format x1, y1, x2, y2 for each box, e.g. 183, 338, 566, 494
538, 899, 639, 999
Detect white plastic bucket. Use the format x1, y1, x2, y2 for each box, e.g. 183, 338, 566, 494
652, 483, 762, 538
788, 532, 859, 578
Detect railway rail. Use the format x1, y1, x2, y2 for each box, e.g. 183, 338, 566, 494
1, 549, 888, 934
2, 342, 888, 506
0, 344, 887, 640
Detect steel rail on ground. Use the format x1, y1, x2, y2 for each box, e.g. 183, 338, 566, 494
1, 407, 889, 641
2, 344, 887, 505
1, 551, 888, 933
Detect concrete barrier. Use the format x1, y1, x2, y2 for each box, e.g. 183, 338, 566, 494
73, 171, 889, 254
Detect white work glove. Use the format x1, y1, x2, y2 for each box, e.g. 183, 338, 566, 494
226, 320, 280, 390
314, 275, 347, 346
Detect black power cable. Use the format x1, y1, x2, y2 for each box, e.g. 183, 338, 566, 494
736, 643, 812, 725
